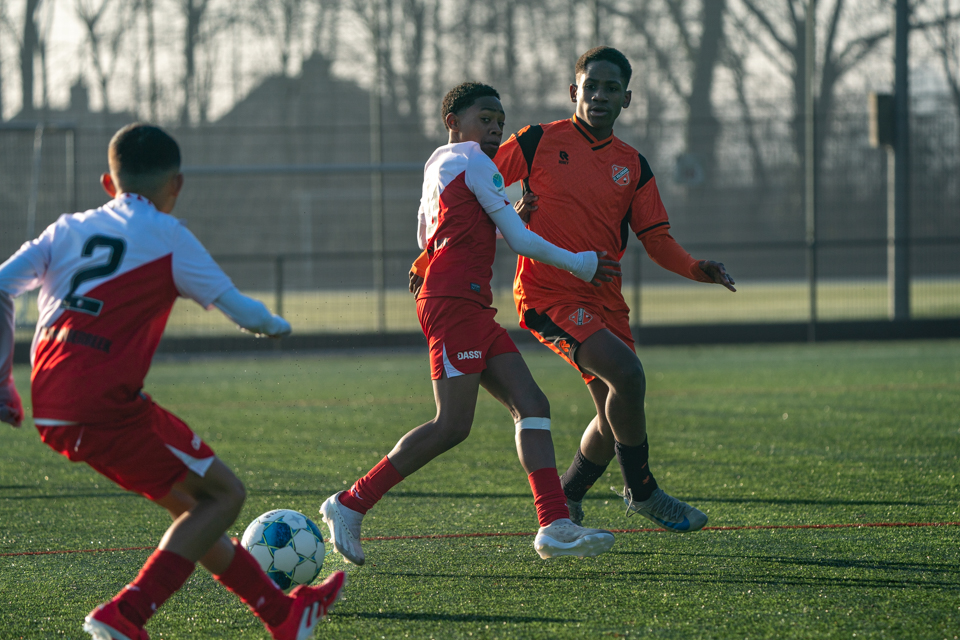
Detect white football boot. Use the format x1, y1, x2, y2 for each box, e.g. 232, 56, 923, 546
618, 486, 708, 532
320, 492, 366, 566
533, 518, 615, 559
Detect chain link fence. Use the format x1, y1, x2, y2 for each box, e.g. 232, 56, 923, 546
3, 104, 958, 343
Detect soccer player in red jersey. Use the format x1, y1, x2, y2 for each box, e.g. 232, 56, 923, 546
321, 82, 621, 565
0, 124, 344, 640
412, 48, 736, 532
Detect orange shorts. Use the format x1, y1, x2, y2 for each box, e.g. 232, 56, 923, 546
36, 399, 215, 501
519, 300, 635, 384
417, 296, 519, 380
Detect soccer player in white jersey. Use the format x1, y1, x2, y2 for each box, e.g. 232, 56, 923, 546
0, 124, 344, 640
320, 82, 620, 565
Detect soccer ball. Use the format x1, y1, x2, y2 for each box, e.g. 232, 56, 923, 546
241, 509, 325, 591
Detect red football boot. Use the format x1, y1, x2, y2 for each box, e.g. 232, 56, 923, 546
265, 571, 346, 640
83, 601, 150, 640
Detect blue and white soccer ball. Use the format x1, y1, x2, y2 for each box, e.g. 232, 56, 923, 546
241, 509, 325, 591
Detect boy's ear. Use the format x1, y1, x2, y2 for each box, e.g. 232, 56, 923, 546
169, 172, 184, 198
622, 89, 632, 108
101, 172, 119, 197
444, 112, 459, 132
569, 84, 578, 103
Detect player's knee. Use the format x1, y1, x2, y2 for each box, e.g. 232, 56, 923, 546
513, 388, 549, 422
212, 470, 246, 516
613, 360, 645, 396
435, 418, 472, 447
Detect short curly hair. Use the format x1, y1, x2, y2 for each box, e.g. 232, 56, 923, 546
440, 82, 500, 129
575, 46, 632, 88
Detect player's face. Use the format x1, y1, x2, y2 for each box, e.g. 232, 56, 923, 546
451, 96, 506, 159
571, 61, 631, 137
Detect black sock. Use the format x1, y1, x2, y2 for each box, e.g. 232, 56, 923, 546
560, 448, 609, 502
615, 438, 658, 502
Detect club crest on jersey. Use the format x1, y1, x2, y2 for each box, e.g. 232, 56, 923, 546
492, 173, 505, 190
568, 308, 593, 326
612, 165, 630, 186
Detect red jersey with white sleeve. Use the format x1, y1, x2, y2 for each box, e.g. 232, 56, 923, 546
415, 141, 512, 307
0, 193, 233, 425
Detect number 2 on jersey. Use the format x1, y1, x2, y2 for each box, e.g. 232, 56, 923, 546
61, 235, 127, 316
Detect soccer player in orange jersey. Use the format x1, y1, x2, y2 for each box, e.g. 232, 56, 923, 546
0, 124, 344, 640
412, 48, 736, 532
321, 82, 621, 565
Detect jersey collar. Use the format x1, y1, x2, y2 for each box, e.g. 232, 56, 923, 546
116, 191, 159, 211
571, 115, 615, 151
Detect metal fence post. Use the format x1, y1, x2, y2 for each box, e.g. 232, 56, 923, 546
804, 0, 818, 342
275, 255, 284, 319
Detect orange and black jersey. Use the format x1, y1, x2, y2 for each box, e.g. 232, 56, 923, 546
495, 116, 710, 312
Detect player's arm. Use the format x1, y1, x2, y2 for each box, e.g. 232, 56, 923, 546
409, 251, 427, 295
213, 288, 290, 338
629, 157, 735, 291
0, 239, 47, 428
408, 200, 430, 295
172, 225, 290, 336
487, 205, 620, 286
0, 292, 23, 428
640, 227, 736, 292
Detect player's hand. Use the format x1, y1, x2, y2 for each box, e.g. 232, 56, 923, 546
409, 270, 424, 296
513, 191, 539, 224
699, 260, 736, 292
0, 383, 23, 428
590, 251, 621, 287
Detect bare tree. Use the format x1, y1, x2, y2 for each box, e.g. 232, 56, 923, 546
734, 0, 890, 167
0, 0, 6, 119
607, 0, 728, 186
142, 0, 158, 121
75, 0, 137, 114
921, 0, 960, 122
178, 0, 211, 124
349, 0, 435, 125
15, 0, 41, 116
248, 0, 308, 76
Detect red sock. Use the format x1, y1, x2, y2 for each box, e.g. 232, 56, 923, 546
338, 456, 404, 515
213, 539, 291, 627
528, 467, 571, 527
114, 548, 195, 628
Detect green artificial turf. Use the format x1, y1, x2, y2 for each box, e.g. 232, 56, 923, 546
0, 341, 958, 639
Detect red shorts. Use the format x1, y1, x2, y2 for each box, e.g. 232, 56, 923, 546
36, 400, 216, 501
417, 296, 519, 380
519, 300, 635, 384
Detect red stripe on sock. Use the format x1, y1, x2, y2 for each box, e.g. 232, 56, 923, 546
528, 467, 570, 527
338, 456, 404, 515
114, 548, 194, 627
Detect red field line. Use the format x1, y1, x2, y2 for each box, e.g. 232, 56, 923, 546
2, 521, 958, 557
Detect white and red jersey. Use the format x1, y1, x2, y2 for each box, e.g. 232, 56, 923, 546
0, 193, 233, 424
415, 141, 511, 307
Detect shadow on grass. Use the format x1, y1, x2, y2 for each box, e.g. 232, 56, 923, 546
342, 611, 574, 623
2, 491, 136, 500
648, 550, 960, 574
675, 496, 943, 507
363, 567, 960, 591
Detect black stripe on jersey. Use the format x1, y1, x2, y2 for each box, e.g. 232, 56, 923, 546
620, 207, 632, 252
572, 119, 595, 144
592, 140, 613, 151
636, 221, 670, 237
516, 125, 544, 176
636, 153, 655, 190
